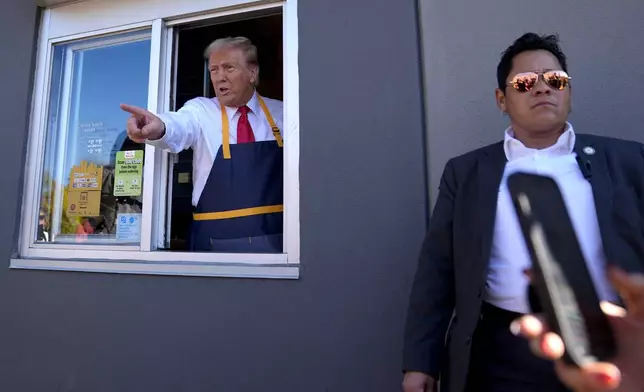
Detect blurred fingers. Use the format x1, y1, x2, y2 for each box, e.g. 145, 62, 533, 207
554, 361, 621, 392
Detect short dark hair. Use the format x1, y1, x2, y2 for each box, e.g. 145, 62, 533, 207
497, 33, 568, 90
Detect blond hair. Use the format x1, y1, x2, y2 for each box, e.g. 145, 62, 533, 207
205, 36, 258, 63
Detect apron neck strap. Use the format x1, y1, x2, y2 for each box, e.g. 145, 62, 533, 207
221, 94, 283, 160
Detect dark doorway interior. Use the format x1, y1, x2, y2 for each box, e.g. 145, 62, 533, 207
167, 11, 283, 251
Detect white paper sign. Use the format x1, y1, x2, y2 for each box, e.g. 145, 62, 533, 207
116, 213, 142, 243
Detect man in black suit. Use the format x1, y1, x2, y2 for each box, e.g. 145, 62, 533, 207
401, 33, 644, 392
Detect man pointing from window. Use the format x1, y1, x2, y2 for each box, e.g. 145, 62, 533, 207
120, 37, 284, 253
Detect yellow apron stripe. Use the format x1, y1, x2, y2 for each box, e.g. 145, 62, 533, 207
220, 94, 283, 160
193, 204, 284, 221
222, 105, 231, 159
257, 95, 284, 147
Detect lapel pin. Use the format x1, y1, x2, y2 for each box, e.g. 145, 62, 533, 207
582, 146, 595, 155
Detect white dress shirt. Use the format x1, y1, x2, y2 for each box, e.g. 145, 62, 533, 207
148, 91, 284, 206
484, 123, 617, 313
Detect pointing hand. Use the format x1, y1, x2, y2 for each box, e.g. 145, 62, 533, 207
120, 103, 165, 142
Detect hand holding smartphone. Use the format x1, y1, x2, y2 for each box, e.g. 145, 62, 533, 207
507, 172, 617, 367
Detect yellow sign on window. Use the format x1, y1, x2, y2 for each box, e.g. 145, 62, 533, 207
66, 161, 103, 217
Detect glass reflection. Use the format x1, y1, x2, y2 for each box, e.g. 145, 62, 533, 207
38, 30, 150, 245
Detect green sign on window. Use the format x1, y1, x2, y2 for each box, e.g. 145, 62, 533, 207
114, 150, 143, 197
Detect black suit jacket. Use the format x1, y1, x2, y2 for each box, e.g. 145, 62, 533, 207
402, 133, 644, 392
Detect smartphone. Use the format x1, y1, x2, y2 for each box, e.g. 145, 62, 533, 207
506, 172, 616, 367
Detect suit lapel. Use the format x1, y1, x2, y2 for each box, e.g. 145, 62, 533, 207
477, 143, 507, 270
573, 135, 612, 245
573, 135, 610, 218
574, 135, 626, 269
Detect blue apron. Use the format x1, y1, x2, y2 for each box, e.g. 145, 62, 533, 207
189, 95, 283, 253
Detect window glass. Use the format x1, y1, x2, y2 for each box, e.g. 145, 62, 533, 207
37, 30, 151, 245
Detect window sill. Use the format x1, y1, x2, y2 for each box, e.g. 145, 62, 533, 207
10, 257, 299, 279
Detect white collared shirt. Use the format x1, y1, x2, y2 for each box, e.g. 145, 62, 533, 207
148, 91, 284, 206
485, 123, 617, 313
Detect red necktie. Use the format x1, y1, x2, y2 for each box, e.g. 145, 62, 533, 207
236, 105, 255, 143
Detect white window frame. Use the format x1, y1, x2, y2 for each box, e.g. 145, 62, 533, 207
12, 0, 300, 279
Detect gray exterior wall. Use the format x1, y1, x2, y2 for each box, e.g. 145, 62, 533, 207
0, 0, 426, 391
2, 0, 643, 391
420, 0, 644, 202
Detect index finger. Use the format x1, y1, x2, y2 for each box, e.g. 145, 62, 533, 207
120, 103, 149, 118
511, 314, 545, 339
